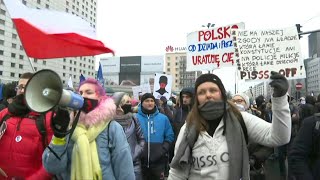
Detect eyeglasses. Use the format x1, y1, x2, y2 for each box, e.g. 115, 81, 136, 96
232, 99, 245, 103
15, 85, 25, 91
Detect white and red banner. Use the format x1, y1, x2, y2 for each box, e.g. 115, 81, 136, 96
3, 0, 114, 59
186, 22, 245, 71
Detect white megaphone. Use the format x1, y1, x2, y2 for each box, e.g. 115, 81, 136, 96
25, 69, 84, 113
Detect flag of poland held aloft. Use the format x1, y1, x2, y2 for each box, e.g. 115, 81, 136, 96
3, 0, 114, 59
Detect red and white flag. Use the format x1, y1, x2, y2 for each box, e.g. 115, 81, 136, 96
3, 0, 114, 59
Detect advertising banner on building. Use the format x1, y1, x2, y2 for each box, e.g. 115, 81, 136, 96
100, 57, 120, 73
232, 26, 306, 81
186, 22, 245, 71
141, 56, 164, 72
120, 56, 141, 73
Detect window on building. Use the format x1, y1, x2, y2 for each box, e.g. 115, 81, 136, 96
66, 1, 69, 5
0, 50, 3, 55
63, 80, 65, 84
34, 67, 37, 71
74, 61, 76, 65
167, 68, 170, 71
0, 60, 3, 65
74, 68, 76, 71
63, 65, 66, 69
10, 72, 15, 77
69, 67, 72, 70
45, 4, 49, 8
37, 0, 40, 4
34, 59, 38, 63
74, 75, 76, 79
22, 0, 27, 5
11, 43, 16, 48
19, 64, 23, 69
0, 30, 4, 35
66, 8, 69, 12
43, 61, 46, 65
70, 60, 72, 64
19, 55, 24, 60
0, 40, 4, 45
63, 73, 65, 77
12, 34, 17, 39
63, 58, 66, 62
0, 19, 4, 25
20, 45, 23, 50
11, 53, 16, 58
0, 8, 5, 15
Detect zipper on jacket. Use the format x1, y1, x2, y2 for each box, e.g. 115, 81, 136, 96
147, 114, 150, 168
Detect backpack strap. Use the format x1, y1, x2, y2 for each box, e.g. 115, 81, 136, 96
34, 114, 47, 148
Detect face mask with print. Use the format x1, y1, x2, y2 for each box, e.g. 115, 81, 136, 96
81, 97, 99, 113
121, 104, 132, 114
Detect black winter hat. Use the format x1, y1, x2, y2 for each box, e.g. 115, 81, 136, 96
255, 95, 265, 108
159, 76, 168, 84
195, 74, 227, 100
141, 93, 155, 103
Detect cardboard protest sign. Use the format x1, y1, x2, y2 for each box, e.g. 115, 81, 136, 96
153, 73, 172, 100
132, 83, 151, 100
232, 26, 306, 80
186, 22, 245, 71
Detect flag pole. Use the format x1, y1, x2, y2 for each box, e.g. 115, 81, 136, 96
27, 57, 36, 72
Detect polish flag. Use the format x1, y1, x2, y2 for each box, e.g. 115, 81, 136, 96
3, 0, 114, 59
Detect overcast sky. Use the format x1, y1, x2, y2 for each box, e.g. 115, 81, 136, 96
96, 0, 320, 93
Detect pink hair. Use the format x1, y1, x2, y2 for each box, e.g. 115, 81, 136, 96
78, 78, 106, 97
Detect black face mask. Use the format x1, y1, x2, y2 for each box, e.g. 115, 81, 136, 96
81, 97, 99, 113
121, 104, 132, 114
198, 100, 225, 121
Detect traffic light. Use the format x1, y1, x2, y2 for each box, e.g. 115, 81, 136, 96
296, 24, 302, 39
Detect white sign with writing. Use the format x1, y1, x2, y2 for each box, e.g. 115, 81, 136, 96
132, 83, 151, 100
232, 26, 306, 80
187, 22, 245, 71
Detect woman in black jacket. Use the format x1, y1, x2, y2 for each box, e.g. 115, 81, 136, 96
112, 92, 146, 180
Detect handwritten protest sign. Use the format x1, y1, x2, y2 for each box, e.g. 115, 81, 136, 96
186, 22, 245, 71
232, 26, 306, 80
132, 83, 151, 100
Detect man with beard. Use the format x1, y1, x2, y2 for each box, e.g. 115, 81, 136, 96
0, 72, 54, 179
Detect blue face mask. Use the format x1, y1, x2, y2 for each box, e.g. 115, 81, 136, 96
235, 103, 246, 112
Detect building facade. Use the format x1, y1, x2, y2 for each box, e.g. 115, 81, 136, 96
165, 52, 199, 92
308, 32, 320, 58
0, 0, 97, 86
100, 55, 164, 91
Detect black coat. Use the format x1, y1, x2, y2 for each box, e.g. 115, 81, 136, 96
288, 116, 320, 180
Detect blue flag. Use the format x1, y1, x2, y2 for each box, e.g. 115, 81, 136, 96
0, 84, 3, 101
79, 73, 86, 84
97, 62, 104, 87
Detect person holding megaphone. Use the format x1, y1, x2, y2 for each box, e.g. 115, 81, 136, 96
42, 78, 135, 180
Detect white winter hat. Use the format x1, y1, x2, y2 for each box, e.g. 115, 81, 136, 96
233, 93, 250, 109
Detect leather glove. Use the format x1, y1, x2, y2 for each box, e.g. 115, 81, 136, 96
51, 107, 70, 138
269, 71, 288, 97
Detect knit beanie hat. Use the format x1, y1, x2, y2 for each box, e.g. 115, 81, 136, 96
141, 93, 155, 103
112, 92, 126, 107
233, 93, 250, 109
255, 95, 265, 108
195, 74, 227, 101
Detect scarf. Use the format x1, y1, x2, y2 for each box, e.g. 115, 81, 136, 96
170, 108, 249, 180
70, 121, 110, 180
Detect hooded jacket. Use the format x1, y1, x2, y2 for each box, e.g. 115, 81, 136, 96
173, 87, 194, 138
42, 98, 135, 180
136, 104, 174, 168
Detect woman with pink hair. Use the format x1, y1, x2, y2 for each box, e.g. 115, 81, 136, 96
43, 78, 135, 180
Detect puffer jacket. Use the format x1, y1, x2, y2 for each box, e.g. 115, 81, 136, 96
114, 113, 145, 173
0, 108, 53, 180
136, 104, 174, 168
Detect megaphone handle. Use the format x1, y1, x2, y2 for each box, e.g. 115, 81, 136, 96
47, 110, 81, 160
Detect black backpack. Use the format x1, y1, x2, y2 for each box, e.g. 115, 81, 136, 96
0, 114, 48, 147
